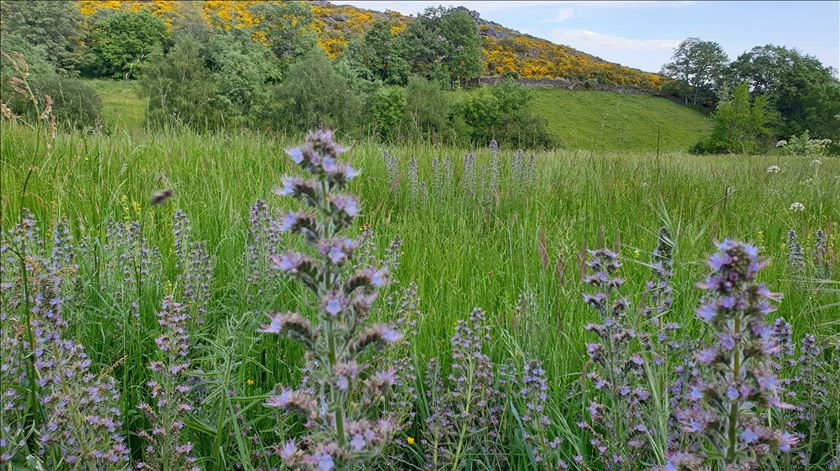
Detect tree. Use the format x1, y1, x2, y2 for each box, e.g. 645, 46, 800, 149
370, 86, 405, 140
404, 75, 452, 139
248, 1, 316, 71
142, 39, 225, 131
455, 81, 554, 147
0, 0, 88, 73
345, 20, 411, 85
691, 83, 773, 154
204, 30, 282, 125
87, 10, 169, 79
728, 45, 840, 142
661, 38, 729, 108
400, 7, 483, 87
438, 8, 483, 86
268, 50, 363, 133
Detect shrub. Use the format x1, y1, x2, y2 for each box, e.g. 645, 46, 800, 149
86, 9, 168, 79
3, 73, 102, 130
0, 0, 88, 73
268, 50, 363, 133
690, 83, 773, 154
370, 86, 405, 141
204, 30, 281, 127
455, 81, 555, 148
777, 130, 833, 157
0, 35, 56, 81
142, 39, 226, 131
404, 75, 452, 141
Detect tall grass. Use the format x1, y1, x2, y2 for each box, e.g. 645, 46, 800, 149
1, 121, 838, 468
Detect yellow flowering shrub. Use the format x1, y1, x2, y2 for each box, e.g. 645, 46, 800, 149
75, 0, 663, 90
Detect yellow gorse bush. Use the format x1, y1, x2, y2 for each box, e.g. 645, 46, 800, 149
76, 0, 665, 89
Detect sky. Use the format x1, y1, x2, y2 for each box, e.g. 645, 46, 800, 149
337, 1, 840, 74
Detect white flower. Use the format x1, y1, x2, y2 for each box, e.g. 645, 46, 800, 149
790, 202, 805, 212
766, 165, 780, 174
776, 140, 787, 147
811, 159, 822, 166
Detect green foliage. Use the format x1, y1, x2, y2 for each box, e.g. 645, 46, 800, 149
438, 8, 484, 86
169, 0, 216, 47
86, 9, 169, 79
268, 50, 363, 133
370, 86, 405, 141
403, 75, 455, 141
2, 117, 838, 469
0, 33, 56, 83
0, 0, 88, 73
4, 75, 102, 129
142, 39, 225, 131
401, 7, 483, 87
778, 130, 833, 157
691, 83, 773, 154
456, 81, 554, 148
661, 37, 729, 108
204, 30, 281, 126
249, 1, 316, 71
344, 20, 410, 85
728, 45, 840, 144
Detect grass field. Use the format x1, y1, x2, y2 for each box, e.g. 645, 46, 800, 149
529, 88, 712, 151
2, 115, 838, 468
84, 79, 711, 153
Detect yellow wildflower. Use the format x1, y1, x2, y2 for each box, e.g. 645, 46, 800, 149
246, 378, 255, 386
406, 436, 415, 445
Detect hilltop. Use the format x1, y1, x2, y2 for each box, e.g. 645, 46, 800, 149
76, 0, 666, 93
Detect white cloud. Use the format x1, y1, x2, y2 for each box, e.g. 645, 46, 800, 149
562, 1, 694, 8
553, 30, 680, 52
540, 8, 575, 23
552, 30, 681, 71
335, 1, 548, 16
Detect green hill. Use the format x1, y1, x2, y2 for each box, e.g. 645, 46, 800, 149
87, 79, 710, 152
529, 88, 711, 152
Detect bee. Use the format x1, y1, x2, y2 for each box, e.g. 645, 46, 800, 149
150, 189, 173, 206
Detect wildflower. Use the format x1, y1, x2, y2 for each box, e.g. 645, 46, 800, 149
580, 248, 652, 467
137, 296, 199, 470
1, 215, 128, 467
766, 165, 781, 174
406, 436, 415, 445
245, 199, 284, 294
787, 230, 804, 274
789, 202, 804, 212
519, 360, 564, 467
260, 130, 401, 468
675, 240, 795, 468
246, 379, 254, 386
813, 229, 832, 278
776, 140, 787, 147
172, 209, 213, 321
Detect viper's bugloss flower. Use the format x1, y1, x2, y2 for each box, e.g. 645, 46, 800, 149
675, 240, 796, 468
260, 130, 401, 469
137, 296, 198, 470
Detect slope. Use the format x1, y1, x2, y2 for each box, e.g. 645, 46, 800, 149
529, 88, 711, 151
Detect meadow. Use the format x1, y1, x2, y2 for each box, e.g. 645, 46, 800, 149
1, 88, 838, 469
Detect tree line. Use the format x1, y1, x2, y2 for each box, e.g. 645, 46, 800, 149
661, 38, 840, 154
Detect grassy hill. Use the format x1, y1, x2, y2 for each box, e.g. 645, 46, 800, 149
88, 80, 709, 152
529, 88, 711, 151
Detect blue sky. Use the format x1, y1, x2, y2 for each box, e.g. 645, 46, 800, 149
338, 1, 840, 74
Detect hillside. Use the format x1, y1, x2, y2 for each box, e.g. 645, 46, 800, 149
76, 1, 666, 93
86, 79, 708, 151
529, 89, 711, 151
